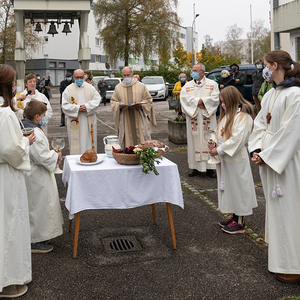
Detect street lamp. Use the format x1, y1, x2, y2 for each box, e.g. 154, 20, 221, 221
191, 13, 199, 67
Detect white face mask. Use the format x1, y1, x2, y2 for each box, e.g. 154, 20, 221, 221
124, 77, 134, 85
84, 75, 88, 80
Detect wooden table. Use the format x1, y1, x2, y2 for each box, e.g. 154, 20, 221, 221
62, 155, 184, 258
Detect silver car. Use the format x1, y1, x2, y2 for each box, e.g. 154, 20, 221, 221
104, 78, 123, 100
142, 76, 169, 100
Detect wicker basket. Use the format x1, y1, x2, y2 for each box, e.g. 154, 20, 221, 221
112, 151, 141, 165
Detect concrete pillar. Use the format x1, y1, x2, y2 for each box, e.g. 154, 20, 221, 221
14, 10, 26, 92
78, 11, 91, 70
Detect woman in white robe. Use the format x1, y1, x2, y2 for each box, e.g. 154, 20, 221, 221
0, 64, 36, 298
208, 86, 257, 234
23, 100, 63, 251
249, 50, 300, 283
15, 73, 53, 134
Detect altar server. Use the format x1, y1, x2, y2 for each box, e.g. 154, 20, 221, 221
180, 63, 219, 178
0, 64, 34, 298
249, 50, 300, 283
208, 86, 257, 234
62, 69, 101, 154
15, 73, 53, 134
23, 100, 64, 253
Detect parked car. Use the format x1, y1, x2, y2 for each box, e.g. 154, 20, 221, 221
206, 64, 256, 102
141, 76, 169, 100
93, 76, 110, 84
104, 78, 123, 100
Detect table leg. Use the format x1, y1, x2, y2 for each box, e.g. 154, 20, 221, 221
68, 219, 72, 232
151, 204, 156, 224
166, 203, 176, 249
73, 212, 81, 258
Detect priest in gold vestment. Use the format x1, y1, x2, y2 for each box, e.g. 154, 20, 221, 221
111, 67, 156, 148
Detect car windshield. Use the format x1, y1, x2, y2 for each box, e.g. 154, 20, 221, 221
105, 79, 121, 87
207, 71, 222, 83
142, 78, 164, 84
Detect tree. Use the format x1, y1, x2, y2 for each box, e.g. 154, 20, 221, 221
93, 0, 180, 67
222, 24, 245, 60
0, 0, 43, 64
172, 42, 188, 70
246, 19, 271, 63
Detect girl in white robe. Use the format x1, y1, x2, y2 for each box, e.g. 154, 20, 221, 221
0, 64, 36, 298
23, 100, 63, 252
249, 50, 300, 283
208, 86, 257, 234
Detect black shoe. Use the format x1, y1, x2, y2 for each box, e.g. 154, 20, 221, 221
206, 170, 217, 178
188, 169, 200, 177
60, 124, 65, 127
104, 104, 106, 106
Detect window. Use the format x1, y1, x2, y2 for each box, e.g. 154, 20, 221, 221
95, 22, 99, 29
178, 32, 181, 38
95, 38, 100, 46
296, 37, 300, 62
49, 62, 56, 68
130, 58, 136, 65
95, 55, 100, 63
181, 33, 185, 39
59, 62, 65, 68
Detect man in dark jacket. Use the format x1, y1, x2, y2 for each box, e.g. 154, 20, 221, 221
229, 63, 245, 97
98, 78, 107, 106
252, 59, 264, 112
59, 72, 73, 127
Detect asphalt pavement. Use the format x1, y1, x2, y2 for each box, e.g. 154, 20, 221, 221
21, 87, 300, 300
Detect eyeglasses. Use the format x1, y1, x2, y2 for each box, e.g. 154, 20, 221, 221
74, 76, 84, 80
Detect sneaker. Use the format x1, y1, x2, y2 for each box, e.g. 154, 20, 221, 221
31, 242, 53, 253
0, 285, 28, 298
222, 221, 245, 234
219, 217, 234, 228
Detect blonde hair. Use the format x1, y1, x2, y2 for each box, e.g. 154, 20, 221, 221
217, 86, 254, 141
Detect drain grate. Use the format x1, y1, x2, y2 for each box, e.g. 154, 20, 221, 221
102, 236, 142, 253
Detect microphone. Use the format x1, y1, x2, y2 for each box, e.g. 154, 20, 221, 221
26, 90, 32, 97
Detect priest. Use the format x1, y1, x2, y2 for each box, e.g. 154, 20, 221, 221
62, 69, 101, 155
110, 66, 156, 148
180, 63, 220, 178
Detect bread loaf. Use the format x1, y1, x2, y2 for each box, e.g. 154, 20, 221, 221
138, 140, 165, 149
80, 149, 98, 163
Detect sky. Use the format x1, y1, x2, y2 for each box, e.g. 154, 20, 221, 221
175, 0, 271, 50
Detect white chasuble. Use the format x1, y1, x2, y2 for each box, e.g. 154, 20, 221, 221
0, 105, 31, 291
180, 78, 219, 171
24, 128, 63, 243
62, 82, 101, 154
249, 86, 300, 274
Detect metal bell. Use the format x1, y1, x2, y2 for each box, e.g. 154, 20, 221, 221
62, 23, 72, 35
34, 22, 42, 33
47, 22, 58, 37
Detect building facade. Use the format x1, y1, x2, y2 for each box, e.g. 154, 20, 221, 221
24, 1, 198, 85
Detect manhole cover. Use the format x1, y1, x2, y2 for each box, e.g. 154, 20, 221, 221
102, 236, 142, 253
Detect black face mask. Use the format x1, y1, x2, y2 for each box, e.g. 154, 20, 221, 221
232, 68, 237, 72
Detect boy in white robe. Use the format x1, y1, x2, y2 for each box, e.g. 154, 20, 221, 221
23, 100, 63, 253
15, 73, 53, 134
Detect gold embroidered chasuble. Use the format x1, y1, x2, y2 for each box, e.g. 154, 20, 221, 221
111, 79, 156, 148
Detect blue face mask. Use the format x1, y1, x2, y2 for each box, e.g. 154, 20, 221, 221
257, 64, 263, 70
180, 77, 186, 82
75, 79, 84, 87
191, 72, 200, 80
66, 77, 72, 81
39, 116, 47, 126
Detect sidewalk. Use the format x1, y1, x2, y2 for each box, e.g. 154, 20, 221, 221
22, 88, 300, 300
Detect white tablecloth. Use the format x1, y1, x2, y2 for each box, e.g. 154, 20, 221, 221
62, 154, 184, 219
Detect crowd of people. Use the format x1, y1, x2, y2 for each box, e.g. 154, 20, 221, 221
1, 49, 300, 298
